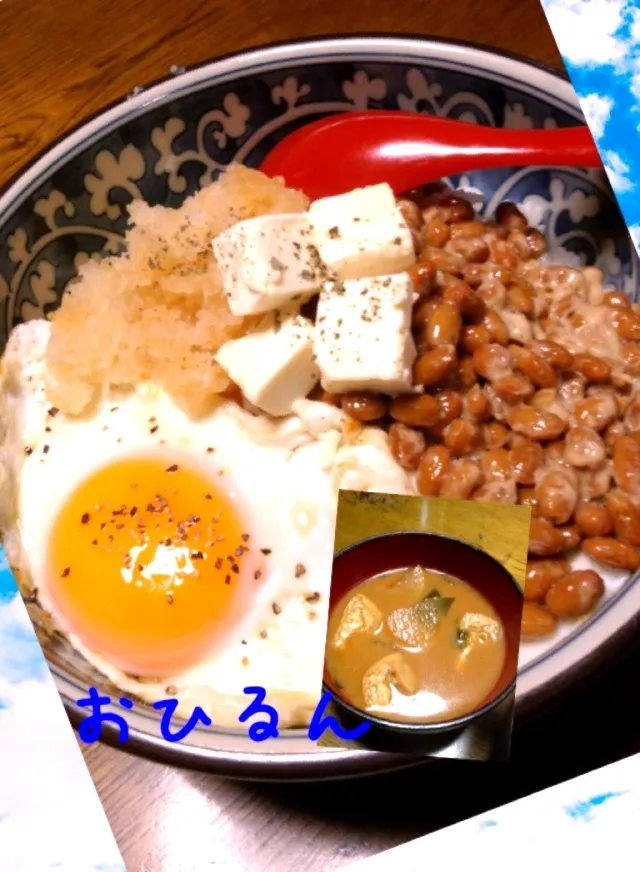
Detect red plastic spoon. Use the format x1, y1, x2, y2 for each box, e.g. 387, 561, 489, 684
259, 110, 601, 201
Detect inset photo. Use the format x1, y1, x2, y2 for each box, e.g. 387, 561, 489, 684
320, 491, 530, 762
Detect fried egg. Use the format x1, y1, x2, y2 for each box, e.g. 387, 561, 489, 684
0, 320, 413, 728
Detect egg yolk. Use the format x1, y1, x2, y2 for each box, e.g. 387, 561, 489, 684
47, 456, 262, 676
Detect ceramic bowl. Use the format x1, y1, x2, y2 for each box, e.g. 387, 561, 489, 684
0, 34, 638, 780
324, 532, 522, 753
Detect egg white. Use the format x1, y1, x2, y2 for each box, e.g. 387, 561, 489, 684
0, 320, 414, 728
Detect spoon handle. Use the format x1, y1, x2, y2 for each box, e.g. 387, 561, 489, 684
260, 110, 601, 198
348, 111, 600, 168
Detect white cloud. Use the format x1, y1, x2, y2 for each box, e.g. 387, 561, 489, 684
0, 596, 125, 869
543, 0, 630, 67
580, 93, 614, 138
0, 677, 125, 870
0, 597, 48, 685
630, 6, 640, 41
627, 224, 640, 252
602, 149, 635, 191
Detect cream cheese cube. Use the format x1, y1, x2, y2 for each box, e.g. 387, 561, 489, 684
314, 273, 416, 394
212, 214, 326, 316
309, 183, 416, 280
214, 309, 319, 417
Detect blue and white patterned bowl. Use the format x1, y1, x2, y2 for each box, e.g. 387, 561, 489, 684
0, 35, 638, 779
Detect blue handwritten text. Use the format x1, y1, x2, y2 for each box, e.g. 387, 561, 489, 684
76, 685, 371, 745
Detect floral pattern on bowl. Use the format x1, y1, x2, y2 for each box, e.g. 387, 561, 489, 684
2, 61, 636, 331
0, 36, 638, 778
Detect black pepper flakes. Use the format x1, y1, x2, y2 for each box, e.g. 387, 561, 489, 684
61, 567, 70, 578
47, 407, 59, 418
81, 513, 90, 525
165, 464, 178, 473
272, 602, 281, 615
24, 446, 33, 456
295, 563, 306, 578
305, 592, 321, 604
260, 548, 272, 555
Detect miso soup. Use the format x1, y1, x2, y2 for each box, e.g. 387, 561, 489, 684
326, 566, 507, 724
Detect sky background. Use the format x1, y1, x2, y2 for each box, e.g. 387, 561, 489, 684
541, 0, 640, 254
0, 558, 126, 872
0, 4, 639, 868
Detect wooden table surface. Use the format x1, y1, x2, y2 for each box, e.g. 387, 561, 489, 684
4, 2, 639, 871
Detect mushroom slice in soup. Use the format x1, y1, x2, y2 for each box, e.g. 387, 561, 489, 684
456, 611, 503, 653
362, 652, 418, 708
333, 593, 383, 649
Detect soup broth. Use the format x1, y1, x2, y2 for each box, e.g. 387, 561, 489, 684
326, 566, 507, 724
